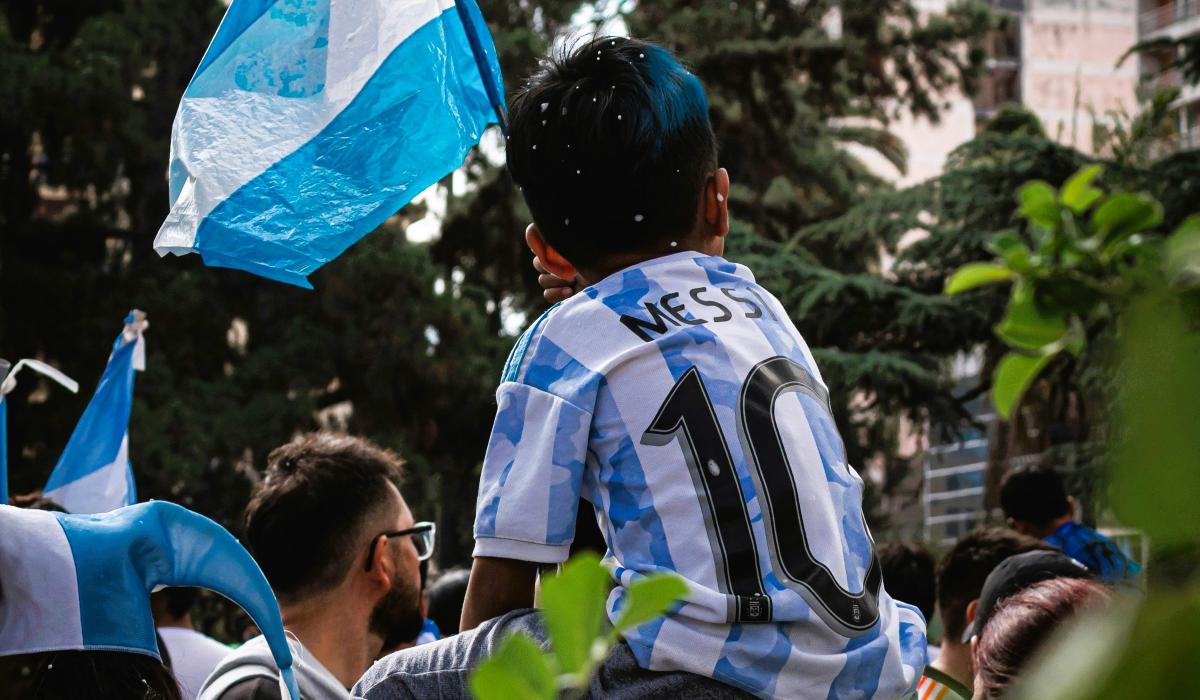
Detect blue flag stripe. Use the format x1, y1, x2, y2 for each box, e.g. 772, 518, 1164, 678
189, 4, 502, 287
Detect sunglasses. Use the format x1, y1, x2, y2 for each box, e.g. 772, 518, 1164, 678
364, 521, 436, 571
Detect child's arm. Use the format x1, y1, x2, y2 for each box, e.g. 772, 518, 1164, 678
460, 556, 540, 631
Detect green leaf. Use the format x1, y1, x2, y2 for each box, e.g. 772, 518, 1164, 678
539, 553, 612, 676
988, 231, 1033, 271
469, 633, 556, 700
1059, 164, 1104, 214
944, 262, 1014, 295
994, 280, 1068, 350
1111, 291, 1200, 545
992, 351, 1055, 420
1018, 180, 1061, 229
612, 574, 689, 634
1165, 214, 1200, 290
1092, 192, 1163, 244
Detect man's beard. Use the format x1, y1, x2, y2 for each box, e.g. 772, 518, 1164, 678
369, 573, 425, 651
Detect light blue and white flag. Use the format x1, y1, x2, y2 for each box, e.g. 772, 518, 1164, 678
154, 0, 506, 288
43, 311, 147, 514
0, 358, 79, 504
0, 500, 300, 700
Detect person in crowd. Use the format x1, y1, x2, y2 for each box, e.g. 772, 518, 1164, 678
878, 542, 937, 655
201, 433, 431, 700
8, 491, 67, 511
355, 36, 925, 700
919, 528, 1055, 700
972, 576, 1110, 699
425, 567, 471, 638
0, 500, 299, 700
999, 466, 1140, 583
152, 588, 233, 699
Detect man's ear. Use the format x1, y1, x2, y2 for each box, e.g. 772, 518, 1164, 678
525, 224, 577, 281
965, 598, 979, 627
367, 534, 393, 591
1067, 495, 1077, 519
703, 167, 730, 239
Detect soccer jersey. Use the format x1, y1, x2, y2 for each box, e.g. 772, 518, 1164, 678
917, 666, 970, 700
474, 252, 926, 699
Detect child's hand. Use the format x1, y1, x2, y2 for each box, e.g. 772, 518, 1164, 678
533, 255, 578, 302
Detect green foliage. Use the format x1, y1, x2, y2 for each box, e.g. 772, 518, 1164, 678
1005, 214, 1200, 700
469, 555, 687, 699
944, 167, 1197, 419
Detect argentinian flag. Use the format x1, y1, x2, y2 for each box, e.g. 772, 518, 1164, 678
43, 312, 147, 514
153, 0, 506, 287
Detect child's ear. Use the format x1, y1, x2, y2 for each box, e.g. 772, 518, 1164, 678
525, 224, 577, 281
704, 168, 730, 239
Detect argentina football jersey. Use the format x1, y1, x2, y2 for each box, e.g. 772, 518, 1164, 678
474, 251, 927, 699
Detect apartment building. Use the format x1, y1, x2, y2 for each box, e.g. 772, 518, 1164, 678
1136, 0, 1200, 149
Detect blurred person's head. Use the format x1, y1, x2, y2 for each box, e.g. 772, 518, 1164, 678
937, 529, 1057, 647
930, 528, 1058, 688
8, 492, 67, 512
151, 587, 199, 628
244, 433, 425, 651
426, 567, 471, 637
999, 467, 1074, 537
506, 36, 726, 284
878, 542, 936, 624
963, 550, 1093, 643
972, 577, 1109, 699
0, 650, 183, 700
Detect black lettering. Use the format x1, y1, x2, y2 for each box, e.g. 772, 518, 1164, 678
620, 302, 680, 342
721, 287, 762, 319
661, 292, 704, 326
690, 286, 733, 323
748, 288, 779, 321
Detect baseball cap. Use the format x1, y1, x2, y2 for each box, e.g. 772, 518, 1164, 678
963, 549, 1093, 642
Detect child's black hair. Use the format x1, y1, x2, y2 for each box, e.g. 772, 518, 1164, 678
505, 36, 717, 270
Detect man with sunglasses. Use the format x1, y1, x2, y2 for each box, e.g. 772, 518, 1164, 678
200, 433, 433, 700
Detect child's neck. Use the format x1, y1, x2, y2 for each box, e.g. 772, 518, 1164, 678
577, 239, 715, 287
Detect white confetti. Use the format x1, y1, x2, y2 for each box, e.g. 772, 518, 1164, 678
564, 218, 570, 225
670, 241, 678, 247
634, 214, 644, 222
541, 102, 549, 112
617, 114, 623, 120
716, 193, 724, 202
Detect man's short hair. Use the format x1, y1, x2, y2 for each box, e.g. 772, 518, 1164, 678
877, 542, 935, 622
935, 528, 1056, 642
244, 433, 404, 600
506, 36, 718, 270
999, 467, 1071, 525
9, 492, 67, 512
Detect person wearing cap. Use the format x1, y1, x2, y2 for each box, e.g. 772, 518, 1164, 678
918, 529, 1055, 700
999, 467, 1141, 584
0, 500, 300, 700
961, 549, 1093, 644
200, 433, 431, 700
971, 576, 1110, 699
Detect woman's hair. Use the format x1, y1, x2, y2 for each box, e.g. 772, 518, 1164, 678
973, 577, 1109, 698
0, 650, 183, 700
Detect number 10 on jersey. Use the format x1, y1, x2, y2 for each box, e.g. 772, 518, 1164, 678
641, 357, 881, 636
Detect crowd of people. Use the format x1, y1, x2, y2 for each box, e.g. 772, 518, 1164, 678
0, 35, 1142, 700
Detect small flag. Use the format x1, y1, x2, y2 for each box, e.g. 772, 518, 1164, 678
0, 358, 79, 504
43, 312, 147, 514
153, 0, 506, 288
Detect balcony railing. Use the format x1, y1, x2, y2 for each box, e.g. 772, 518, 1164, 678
1140, 0, 1200, 35
1182, 126, 1200, 151
1137, 67, 1182, 101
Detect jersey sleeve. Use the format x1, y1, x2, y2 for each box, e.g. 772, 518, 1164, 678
473, 380, 592, 563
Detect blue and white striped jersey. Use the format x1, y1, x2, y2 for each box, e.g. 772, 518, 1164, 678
474, 251, 926, 699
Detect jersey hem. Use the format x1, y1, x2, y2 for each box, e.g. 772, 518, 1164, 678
472, 535, 571, 563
